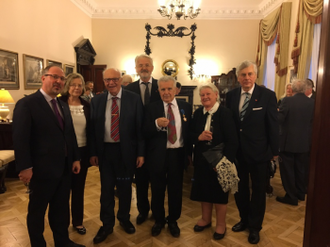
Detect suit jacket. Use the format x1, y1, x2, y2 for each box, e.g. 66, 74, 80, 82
143, 99, 192, 172
125, 78, 161, 104
226, 84, 279, 163
89, 89, 145, 177
278, 93, 314, 153
13, 90, 80, 179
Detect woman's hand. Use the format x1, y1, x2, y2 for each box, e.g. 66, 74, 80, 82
198, 130, 213, 141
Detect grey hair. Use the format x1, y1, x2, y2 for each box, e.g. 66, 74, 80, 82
157, 76, 176, 88
42, 65, 63, 75
102, 68, 122, 78
236, 60, 258, 77
305, 78, 314, 89
135, 54, 153, 66
291, 78, 307, 93
199, 83, 220, 101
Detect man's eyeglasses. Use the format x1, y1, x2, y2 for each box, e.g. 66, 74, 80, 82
104, 78, 120, 83
44, 74, 66, 81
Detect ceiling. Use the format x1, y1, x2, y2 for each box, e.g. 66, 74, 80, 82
71, 0, 286, 19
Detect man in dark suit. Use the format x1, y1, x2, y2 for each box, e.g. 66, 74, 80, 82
90, 68, 144, 244
226, 61, 279, 244
305, 78, 316, 99
144, 76, 192, 237
125, 54, 161, 225
277, 79, 314, 205
12, 65, 84, 247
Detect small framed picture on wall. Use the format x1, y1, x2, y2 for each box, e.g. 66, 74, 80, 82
64, 64, 74, 76
0, 49, 19, 89
23, 54, 44, 90
47, 59, 62, 68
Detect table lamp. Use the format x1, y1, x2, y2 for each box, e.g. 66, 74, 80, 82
0, 88, 15, 121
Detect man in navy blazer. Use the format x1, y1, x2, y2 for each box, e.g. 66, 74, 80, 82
125, 54, 161, 225
143, 76, 192, 237
277, 79, 314, 205
226, 61, 279, 244
13, 65, 84, 247
90, 68, 144, 244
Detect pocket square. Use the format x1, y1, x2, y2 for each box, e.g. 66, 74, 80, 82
252, 107, 263, 111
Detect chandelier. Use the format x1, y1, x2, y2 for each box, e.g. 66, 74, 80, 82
158, 0, 201, 20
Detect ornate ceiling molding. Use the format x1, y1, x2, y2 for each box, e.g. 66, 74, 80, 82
71, 0, 284, 20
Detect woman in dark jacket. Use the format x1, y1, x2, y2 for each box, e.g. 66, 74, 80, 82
190, 83, 238, 240
60, 73, 90, 235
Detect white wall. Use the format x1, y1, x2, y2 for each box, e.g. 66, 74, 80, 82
1, 0, 92, 118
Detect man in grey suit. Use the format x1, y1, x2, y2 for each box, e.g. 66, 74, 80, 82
226, 61, 279, 244
13, 65, 84, 247
276, 78, 314, 205
90, 68, 144, 244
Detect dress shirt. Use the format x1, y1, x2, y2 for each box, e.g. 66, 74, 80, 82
104, 88, 122, 143
203, 101, 219, 131
40, 88, 63, 118
239, 83, 255, 112
139, 78, 152, 105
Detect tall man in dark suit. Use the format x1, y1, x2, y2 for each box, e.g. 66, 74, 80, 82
144, 76, 192, 237
12, 65, 85, 247
125, 54, 161, 225
226, 61, 279, 244
90, 68, 144, 244
276, 79, 314, 205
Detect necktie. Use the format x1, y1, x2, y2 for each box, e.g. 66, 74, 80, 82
51, 99, 64, 130
167, 103, 177, 144
111, 97, 120, 141
142, 82, 150, 105
240, 92, 250, 121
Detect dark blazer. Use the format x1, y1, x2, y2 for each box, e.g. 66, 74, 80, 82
191, 105, 238, 163
278, 93, 314, 153
13, 90, 80, 179
125, 78, 161, 103
89, 89, 145, 177
226, 84, 279, 163
143, 99, 192, 172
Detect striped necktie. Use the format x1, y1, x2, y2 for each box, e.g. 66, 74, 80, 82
240, 92, 250, 121
111, 97, 120, 141
167, 103, 177, 144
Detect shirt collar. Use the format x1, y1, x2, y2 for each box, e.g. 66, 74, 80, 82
241, 83, 255, 96
107, 87, 122, 100
139, 77, 152, 85
163, 98, 178, 108
40, 88, 55, 102
203, 101, 220, 115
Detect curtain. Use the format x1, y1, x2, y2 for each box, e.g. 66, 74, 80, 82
291, 0, 323, 79
308, 23, 322, 89
263, 38, 277, 90
256, 2, 292, 99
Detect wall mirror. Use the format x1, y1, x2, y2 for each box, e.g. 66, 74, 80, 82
161, 59, 179, 77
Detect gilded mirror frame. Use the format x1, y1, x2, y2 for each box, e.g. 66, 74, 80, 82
161, 59, 179, 77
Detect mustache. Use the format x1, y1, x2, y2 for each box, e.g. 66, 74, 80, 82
140, 70, 149, 73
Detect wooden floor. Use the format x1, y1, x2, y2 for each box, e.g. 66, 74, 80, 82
0, 165, 305, 247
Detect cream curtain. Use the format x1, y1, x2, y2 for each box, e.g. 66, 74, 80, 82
256, 2, 292, 99
291, 0, 323, 79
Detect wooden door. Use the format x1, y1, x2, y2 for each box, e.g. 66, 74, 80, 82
80, 65, 107, 94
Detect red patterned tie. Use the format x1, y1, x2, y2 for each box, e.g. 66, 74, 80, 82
167, 103, 177, 144
111, 97, 120, 141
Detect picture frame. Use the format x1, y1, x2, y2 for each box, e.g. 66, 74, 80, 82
64, 64, 74, 76
0, 49, 19, 89
23, 54, 44, 90
46, 59, 62, 68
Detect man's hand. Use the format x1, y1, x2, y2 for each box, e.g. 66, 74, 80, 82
136, 156, 144, 168
198, 130, 213, 141
72, 161, 81, 174
156, 117, 169, 128
90, 156, 99, 167
18, 168, 33, 184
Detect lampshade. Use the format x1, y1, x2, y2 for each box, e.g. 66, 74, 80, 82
0, 88, 15, 120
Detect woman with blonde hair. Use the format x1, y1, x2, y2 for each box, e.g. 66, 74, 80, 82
277, 83, 292, 108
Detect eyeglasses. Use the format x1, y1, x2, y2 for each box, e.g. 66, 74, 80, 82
104, 78, 120, 83
137, 64, 151, 68
70, 84, 83, 88
44, 74, 66, 81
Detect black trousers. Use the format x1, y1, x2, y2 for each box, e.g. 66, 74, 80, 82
71, 146, 89, 227
234, 158, 268, 231
150, 148, 185, 224
279, 151, 308, 200
99, 143, 132, 229
135, 163, 150, 216
27, 164, 71, 247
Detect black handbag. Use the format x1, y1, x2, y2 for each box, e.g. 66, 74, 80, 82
202, 143, 225, 169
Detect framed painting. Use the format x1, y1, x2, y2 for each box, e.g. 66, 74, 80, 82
46, 59, 62, 68
64, 64, 74, 76
0, 49, 19, 89
23, 54, 44, 89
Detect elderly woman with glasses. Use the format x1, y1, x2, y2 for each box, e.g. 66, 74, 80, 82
190, 83, 238, 241
59, 73, 90, 235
